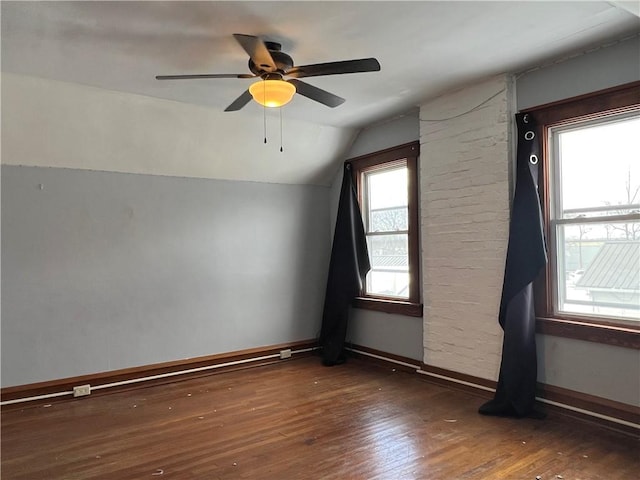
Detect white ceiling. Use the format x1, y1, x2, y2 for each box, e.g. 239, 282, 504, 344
2, 1, 639, 184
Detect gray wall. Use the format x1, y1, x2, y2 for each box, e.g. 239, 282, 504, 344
2, 166, 330, 387
517, 36, 640, 405
517, 35, 640, 110
330, 110, 423, 361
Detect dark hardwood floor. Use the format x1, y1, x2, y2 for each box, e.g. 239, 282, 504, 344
2, 355, 638, 479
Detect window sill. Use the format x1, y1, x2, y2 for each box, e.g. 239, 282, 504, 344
352, 297, 423, 317
536, 316, 640, 349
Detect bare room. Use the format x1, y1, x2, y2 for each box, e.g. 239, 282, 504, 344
1, 1, 639, 478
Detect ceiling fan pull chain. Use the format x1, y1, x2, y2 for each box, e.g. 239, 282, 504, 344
263, 105, 267, 144
280, 108, 284, 153
263, 81, 267, 144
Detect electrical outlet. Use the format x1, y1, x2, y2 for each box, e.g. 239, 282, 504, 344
73, 384, 91, 397
279, 349, 292, 359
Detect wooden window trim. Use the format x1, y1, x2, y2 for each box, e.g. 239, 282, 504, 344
348, 141, 423, 317
524, 81, 640, 348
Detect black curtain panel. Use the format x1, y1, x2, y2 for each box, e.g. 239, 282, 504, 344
479, 113, 547, 418
319, 163, 371, 366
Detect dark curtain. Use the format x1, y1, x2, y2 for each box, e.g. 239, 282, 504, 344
319, 163, 371, 366
479, 112, 547, 418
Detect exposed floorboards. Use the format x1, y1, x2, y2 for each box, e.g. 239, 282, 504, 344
2, 355, 638, 479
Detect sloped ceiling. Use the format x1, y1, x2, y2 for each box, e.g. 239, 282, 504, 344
2, 1, 638, 185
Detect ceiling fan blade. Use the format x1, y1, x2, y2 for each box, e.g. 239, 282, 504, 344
224, 89, 253, 112
286, 58, 380, 78
233, 33, 277, 72
288, 79, 345, 108
156, 74, 255, 80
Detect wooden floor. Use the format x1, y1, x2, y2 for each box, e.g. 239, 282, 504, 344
2, 355, 638, 480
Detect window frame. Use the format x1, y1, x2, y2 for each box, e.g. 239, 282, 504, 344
524, 81, 640, 349
348, 141, 422, 317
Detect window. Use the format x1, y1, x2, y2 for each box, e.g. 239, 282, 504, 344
549, 114, 640, 321
528, 81, 640, 348
348, 142, 422, 317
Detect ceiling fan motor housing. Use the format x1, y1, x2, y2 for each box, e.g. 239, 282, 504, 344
248, 42, 294, 76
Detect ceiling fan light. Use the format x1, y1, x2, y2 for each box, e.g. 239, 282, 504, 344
249, 80, 296, 107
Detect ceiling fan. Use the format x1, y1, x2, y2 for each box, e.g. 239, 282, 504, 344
156, 33, 381, 111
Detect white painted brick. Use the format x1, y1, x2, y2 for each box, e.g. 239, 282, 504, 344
420, 75, 512, 381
